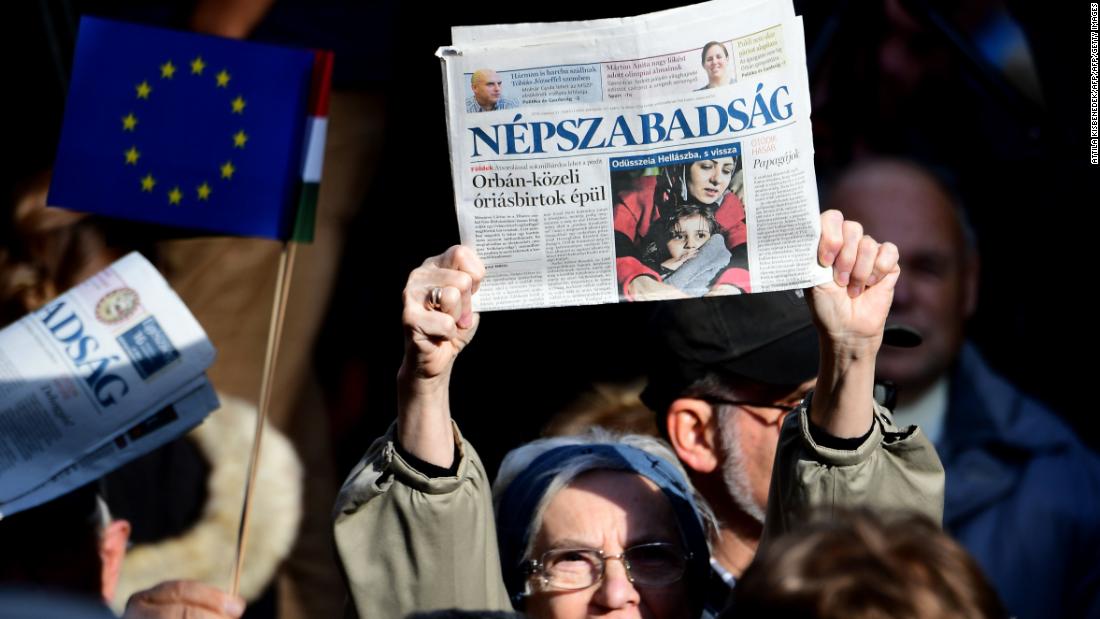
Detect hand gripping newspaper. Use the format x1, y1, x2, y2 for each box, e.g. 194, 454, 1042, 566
0, 252, 218, 518
438, 0, 830, 310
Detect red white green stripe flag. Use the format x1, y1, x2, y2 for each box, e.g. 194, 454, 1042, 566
291, 50, 334, 243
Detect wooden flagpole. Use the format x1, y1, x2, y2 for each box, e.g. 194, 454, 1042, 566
229, 240, 298, 596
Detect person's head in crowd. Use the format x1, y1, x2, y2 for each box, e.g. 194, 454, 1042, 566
700, 42, 730, 89
0, 170, 120, 327
828, 158, 978, 405
492, 429, 714, 619
0, 483, 246, 618
0, 483, 131, 602
471, 69, 505, 111
541, 380, 659, 438
729, 508, 1008, 619
642, 292, 817, 577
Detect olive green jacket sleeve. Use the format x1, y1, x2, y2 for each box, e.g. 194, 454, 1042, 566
762, 401, 946, 544
332, 422, 513, 618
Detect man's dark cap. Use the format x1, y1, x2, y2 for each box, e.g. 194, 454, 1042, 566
640, 291, 818, 415
640, 293, 923, 415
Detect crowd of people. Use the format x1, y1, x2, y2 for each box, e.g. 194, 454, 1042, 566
0, 201, 970, 618
4, 1, 1099, 618
4, 160, 1099, 617
0, 203, 1011, 618
332, 209, 956, 619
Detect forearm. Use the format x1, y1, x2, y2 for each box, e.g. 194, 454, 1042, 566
393, 245, 483, 471
809, 340, 878, 438
396, 356, 456, 469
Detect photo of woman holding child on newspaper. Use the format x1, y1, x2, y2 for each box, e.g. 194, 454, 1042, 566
612, 151, 749, 301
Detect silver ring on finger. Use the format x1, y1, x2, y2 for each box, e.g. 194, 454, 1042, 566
427, 286, 444, 311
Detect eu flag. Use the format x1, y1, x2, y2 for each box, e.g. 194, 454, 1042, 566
49, 17, 325, 240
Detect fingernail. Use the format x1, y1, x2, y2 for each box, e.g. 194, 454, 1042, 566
458, 309, 473, 329
822, 252, 835, 265
837, 271, 850, 286
866, 274, 878, 286
224, 598, 245, 617
848, 284, 863, 297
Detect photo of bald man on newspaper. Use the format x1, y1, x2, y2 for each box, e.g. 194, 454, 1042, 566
466, 68, 520, 112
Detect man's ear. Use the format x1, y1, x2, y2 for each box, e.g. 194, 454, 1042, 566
99, 518, 131, 603
962, 252, 980, 319
665, 398, 720, 474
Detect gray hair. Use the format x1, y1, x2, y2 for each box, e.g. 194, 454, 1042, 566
93, 494, 112, 534
679, 373, 774, 523
492, 427, 718, 560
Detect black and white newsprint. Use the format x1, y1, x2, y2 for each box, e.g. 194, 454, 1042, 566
0, 252, 218, 518
438, 0, 829, 311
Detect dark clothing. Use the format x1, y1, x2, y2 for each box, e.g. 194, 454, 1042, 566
940, 344, 1100, 619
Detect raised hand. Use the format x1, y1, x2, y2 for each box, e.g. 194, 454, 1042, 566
807, 210, 901, 437
398, 245, 485, 467
401, 245, 485, 382
809, 209, 900, 357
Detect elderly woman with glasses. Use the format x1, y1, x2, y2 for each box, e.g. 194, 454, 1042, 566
333, 210, 943, 619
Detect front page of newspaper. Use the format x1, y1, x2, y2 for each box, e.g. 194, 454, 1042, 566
0, 252, 217, 515
0, 378, 219, 517
439, 0, 828, 311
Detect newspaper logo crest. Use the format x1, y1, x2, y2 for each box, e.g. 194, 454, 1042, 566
96, 288, 140, 325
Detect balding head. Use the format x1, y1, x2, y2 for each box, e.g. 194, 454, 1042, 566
470, 69, 503, 110
828, 159, 978, 402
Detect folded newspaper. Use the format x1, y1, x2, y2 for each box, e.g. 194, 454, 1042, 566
0, 252, 219, 518
437, 0, 830, 311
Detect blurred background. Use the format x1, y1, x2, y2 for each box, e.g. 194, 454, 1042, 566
4, 0, 1098, 617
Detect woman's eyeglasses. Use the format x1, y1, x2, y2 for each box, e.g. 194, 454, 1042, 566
524, 542, 689, 591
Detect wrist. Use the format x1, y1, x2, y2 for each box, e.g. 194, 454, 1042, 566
818, 336, 881, 365
398, 361, 450, 395
396, 362, 456, 468
810, 340, 877, 439
397, 361, 452, 420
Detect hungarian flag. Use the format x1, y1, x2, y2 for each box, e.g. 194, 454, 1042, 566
48, 16, 332, 241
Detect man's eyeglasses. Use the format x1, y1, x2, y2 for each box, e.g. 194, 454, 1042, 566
524, 542, 689, 591
702, 396, 801, 427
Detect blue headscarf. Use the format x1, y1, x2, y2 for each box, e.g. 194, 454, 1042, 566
496, 442, 711, 609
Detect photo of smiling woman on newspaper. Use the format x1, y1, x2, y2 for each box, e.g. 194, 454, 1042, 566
612, 152, 750, 302
697, 41, 734, 90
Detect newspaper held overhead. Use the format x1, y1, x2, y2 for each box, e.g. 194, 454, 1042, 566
437, 0, 829, 311
0, 252, 219, 518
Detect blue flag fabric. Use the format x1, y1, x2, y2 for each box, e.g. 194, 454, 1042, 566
49, 17, 316, 240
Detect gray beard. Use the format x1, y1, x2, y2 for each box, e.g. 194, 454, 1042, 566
718, 411, 766, 524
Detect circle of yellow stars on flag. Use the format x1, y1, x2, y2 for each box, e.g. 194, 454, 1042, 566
123, 55, 250, 206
